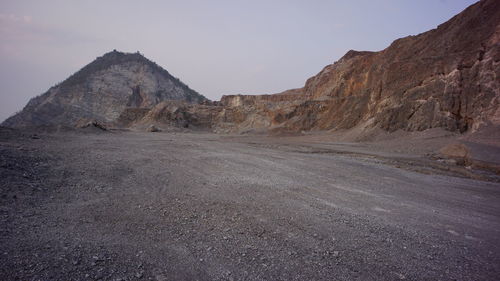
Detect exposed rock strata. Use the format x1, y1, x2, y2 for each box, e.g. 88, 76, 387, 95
210, 0, 499, 134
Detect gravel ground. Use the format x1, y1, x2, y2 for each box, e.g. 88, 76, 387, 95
1, 129, 499, 280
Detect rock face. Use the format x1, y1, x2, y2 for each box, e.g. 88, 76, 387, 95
299, 0, 499, 134
206, 0, 499, 134
2, 50, 206, 127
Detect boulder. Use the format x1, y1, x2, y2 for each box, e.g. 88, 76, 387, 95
439, 143, 470, 165
147, 125, 160, 132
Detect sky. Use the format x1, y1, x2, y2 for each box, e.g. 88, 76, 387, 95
0, 0, 478, 122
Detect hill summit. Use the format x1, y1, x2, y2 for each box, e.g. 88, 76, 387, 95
2, 50, 206, 127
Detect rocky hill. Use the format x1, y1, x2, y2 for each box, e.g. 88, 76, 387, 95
2, 50, 206, 127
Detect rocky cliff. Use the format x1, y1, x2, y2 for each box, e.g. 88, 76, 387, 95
2, 50, 206, 127
201, 0, 498, 135
297, 0, 499, 134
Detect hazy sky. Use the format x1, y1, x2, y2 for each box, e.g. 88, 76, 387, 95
0, 0, 477, 122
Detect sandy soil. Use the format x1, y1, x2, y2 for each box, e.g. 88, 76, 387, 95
1, 128, 500, 280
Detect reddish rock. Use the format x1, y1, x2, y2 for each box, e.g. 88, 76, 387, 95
212, 0, 500, 135
439, 143, 470, 165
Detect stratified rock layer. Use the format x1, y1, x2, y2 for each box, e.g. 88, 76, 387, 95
175, 0, 497, 135
2, 51, 206, 127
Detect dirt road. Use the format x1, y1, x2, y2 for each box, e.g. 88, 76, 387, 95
1, 129, 499, 280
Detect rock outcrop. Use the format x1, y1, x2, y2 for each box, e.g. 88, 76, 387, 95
158, 0, 495, 135
74, 119, 108, 131
2, 50, 206, 127
293, 0, 499, 134
117, 101, 223, 131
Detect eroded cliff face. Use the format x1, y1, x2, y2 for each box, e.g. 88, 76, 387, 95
188, 0, 499, 135
296, 0, 500, 134
2, 51, 206, 127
